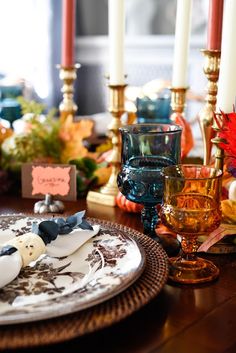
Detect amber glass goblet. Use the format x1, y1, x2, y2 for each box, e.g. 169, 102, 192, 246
160, 165, 222, 284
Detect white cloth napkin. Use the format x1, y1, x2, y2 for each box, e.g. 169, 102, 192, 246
0, 225, 100, 290
46, 225, 100, 257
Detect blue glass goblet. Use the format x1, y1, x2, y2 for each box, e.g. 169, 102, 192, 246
117, 124, 182, 245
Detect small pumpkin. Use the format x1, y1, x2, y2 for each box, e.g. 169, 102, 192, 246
34, 194, 64, 214
116, 192, 143, 213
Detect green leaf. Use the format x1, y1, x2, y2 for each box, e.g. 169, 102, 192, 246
17, 96, 46, 115
82, 157, 98, 174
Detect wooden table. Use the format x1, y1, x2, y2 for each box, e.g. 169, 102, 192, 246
1, 195, 236, 353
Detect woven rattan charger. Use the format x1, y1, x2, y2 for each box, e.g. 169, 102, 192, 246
0, 219, 169, 350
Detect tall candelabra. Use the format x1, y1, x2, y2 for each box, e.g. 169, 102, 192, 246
87, 83, 126, 206
58, 64, 80, 122
198, 49, 221, 165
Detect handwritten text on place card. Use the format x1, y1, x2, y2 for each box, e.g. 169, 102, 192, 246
32, 166, 71, 196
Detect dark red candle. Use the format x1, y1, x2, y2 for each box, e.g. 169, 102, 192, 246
61, 0, 75, 67
207, 0, 224, 50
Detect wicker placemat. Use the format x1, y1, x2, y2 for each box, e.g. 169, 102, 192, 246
0, 219, 168, 350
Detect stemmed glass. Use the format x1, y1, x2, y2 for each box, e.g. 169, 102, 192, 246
117, 124, 182, 243
160, 164, 222, 284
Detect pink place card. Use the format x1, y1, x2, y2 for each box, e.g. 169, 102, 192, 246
21, 163, 77, 201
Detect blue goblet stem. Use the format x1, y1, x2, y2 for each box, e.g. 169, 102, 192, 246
141, 205, 158, 238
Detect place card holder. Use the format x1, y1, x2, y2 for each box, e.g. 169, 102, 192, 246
21, 163, 77, 214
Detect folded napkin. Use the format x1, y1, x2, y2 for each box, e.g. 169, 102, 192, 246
197, 224, 236, 252
0, 211, 100, 289
197, 199, 236, 252
46, 225, 100, 257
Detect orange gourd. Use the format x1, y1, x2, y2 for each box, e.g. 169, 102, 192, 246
116, 192, 143, 213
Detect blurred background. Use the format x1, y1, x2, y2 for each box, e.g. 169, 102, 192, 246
0, 0, 208, 157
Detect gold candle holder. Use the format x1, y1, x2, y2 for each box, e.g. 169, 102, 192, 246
169, 87, 195, 160
211, 112, 225, 171
58, 63, 80, 122
170, 87, 188, 117
87, 83, 126, 206
198, 49, 221, 165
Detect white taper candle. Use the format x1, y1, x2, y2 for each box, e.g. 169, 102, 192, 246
217, 0, 236, 113
108, 0, 125, 85
172, 0, 193, 87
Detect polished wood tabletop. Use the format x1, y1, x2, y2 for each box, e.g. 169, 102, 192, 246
0, 195, 236, 353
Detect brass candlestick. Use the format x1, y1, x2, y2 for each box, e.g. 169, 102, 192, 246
100, 84, 126, 195
170, 87, 188, 116
198, 49, 221, 165
211, 112, 225, 171
58, 64, 80, 122
87, 83, 126, 206
170, 87, 195, 160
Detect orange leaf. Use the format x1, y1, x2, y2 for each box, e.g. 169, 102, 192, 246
59, 115, 94, 163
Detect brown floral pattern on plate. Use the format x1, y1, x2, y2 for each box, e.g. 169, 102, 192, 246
0, 215, 146, 325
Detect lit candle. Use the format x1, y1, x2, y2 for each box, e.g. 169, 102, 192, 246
207, 0, 224, 50
108, 0, 125, 85
172, 0, 192, 87
217, 0, 236, 112
61, 0, 75, 67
